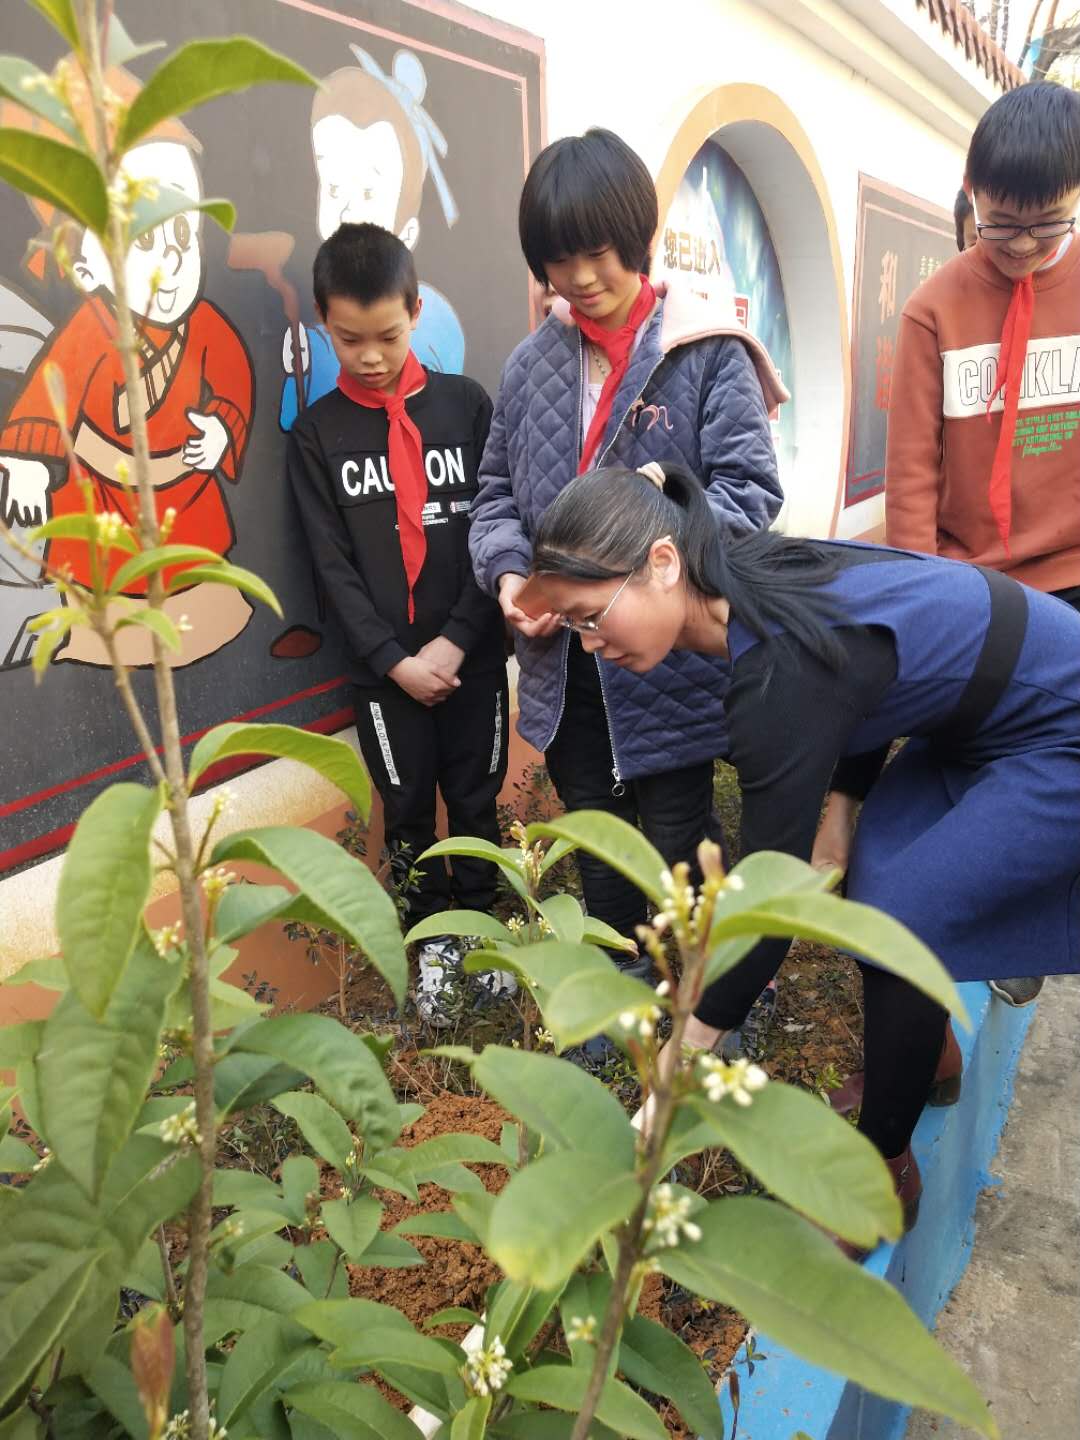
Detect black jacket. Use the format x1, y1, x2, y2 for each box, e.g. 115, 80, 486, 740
287, 371, 505, 684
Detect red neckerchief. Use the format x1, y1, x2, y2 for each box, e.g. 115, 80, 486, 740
572, 277, 656, 472
986, 274, 1035, 557
338, 350, 428, 621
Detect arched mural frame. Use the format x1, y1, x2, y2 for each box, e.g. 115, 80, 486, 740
654, 85, 851, 539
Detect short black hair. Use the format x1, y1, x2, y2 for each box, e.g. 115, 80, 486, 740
312, 222, 419, 316
966, 82, 1080, 209
518, 128, 658, 285
953, 187, 973, 251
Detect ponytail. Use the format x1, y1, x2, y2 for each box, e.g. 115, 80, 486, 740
532, 462, 847, 670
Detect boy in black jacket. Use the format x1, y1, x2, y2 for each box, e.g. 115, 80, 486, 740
287, 223, 512, 1025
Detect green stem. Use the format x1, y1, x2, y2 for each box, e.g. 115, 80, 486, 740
78, 8, 215, 1437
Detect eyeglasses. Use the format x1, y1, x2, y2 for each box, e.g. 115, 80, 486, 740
975, 217, 1076, 242
558, 571, 633, 633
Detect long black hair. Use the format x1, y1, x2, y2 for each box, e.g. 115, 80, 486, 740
531, 463, 847, 670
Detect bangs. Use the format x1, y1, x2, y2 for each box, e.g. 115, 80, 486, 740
518, 129, 657, 283
968, 83, 1080, 211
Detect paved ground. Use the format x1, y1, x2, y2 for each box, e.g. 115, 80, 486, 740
905, 974, 1080, 1440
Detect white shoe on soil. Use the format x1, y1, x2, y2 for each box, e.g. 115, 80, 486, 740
415, 937, 466, 1027
473, 964, 519, 1002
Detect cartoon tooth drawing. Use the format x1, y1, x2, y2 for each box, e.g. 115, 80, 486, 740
0, 71, 254, 670
279, 44, 466, 433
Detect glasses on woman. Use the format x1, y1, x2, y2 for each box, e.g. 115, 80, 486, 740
558, 571, 633, 633
975, 217, 1076, 242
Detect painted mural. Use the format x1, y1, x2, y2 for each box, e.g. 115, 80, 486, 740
655, 139, 796, 484
0, 0, 542, 872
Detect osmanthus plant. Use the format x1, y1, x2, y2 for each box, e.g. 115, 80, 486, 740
0, 5, 998, 1440
404, 814, 1001, 1440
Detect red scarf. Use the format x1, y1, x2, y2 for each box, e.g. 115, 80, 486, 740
338, 351, 428, 621
985, 274, 1034, 557
572, 277, 657, 472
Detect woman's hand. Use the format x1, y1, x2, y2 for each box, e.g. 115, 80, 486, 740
498, 572, 562, 638
812, 790, 858, 876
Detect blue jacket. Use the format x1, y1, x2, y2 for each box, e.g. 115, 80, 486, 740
469, 281, 788, 782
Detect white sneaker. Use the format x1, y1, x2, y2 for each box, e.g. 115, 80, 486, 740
415, 937, 465, 1027
473, 963, 519, 1002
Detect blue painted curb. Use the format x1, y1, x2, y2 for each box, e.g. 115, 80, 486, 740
714, 982, 1035, 1440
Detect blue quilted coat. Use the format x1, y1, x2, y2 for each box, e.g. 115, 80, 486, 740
469, 281, 788, 782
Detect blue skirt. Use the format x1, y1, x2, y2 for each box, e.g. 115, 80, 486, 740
847, 738, 1080, 981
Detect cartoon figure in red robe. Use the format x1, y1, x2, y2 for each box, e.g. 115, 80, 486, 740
0, 108, 253, 668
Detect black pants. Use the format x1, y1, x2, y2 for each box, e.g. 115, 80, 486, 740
544, 637, 724, 940
352, 669, 509, 925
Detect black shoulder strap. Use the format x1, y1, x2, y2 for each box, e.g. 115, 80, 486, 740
936, 566, 1028, 744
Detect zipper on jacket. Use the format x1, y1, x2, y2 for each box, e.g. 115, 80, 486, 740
594, 657, 626, 796
588, 352, 664, 790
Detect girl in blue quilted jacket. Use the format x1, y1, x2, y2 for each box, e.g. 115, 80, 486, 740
468, 128, 787, 972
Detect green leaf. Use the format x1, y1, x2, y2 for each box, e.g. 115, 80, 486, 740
352, 1231, 423, 1268
103, 13, 166, 66
215, 884, 295, 944
687, 1082, 901, 1247
206, 1262, 313, 1319
452, 1395, 492, 1440
560, 1272, 612, 1370
395, 1211, 481, 1244
287, 1382, 426, 1440
332, 1330, 462, 1376
506, 1366, 667, 1440
320, 1195, 382, 1261
2, 953, 69, 990
357, 1148, 420, 1202
452, 1190, 496, 1247
86, 1351, 151, 1440
119, 38, 315, 152
190, 723, 371, 822
713, 857, 968, 1025
542, 968, 661, 1049
272, 1091, 354, 1173
0, 1407, 44, 1439
57, 783, 162, 1017
487, 1151, 640, 1289
405, 1132, 509, 1176
0, 57, 81, 142
0, 1021, 44, 1067
213, 1051, 306, 1115
425, 1306, 483, 1328
115, 607, 181, 653
464, 940, 610, 1004
166, 562, 282, 616
527, 811, 666, 906
217, 1315, 317, 1428
30, 513, 137, 553
229, 1014, 399, 1151
0, 1248, 100, 1408
129, 185, 236, 241
419, 837, 529, 899
38, 935, 181, 1197
619, 1314, 725, 1440
580, 915, 638, 954
212, 828, 406, 1006
0, 128, 107, 233
26, 0, 81, 52
107, 543, 224, 595
537, 894, 584, 943
293, 1240, 348, 1302
658, 1198, 997, 1437
486, 1277, 566, 1360
282, 1155, 321, 1225
470, 1046, 635, 1166
294, 1295, 415, 1345
0, 1136, 39, 1172
405, 910, 516, 947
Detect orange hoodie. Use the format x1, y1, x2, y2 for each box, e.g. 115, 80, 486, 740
885, 237, 1080, 592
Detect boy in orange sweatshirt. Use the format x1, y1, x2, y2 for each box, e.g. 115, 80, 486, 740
885, 80, 1080, 1006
